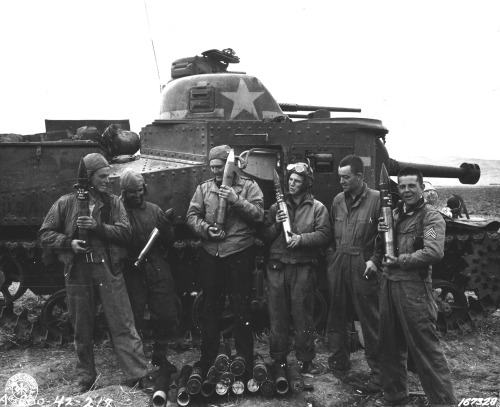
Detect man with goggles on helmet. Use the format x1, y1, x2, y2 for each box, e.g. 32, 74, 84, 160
325, 155, 382, 394
265, 162, 331, 375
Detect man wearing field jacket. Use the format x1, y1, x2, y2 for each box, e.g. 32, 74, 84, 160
38, 153, 153, 393
326, 155, 382, 393
119, 170, 178, 373
186, 144, 264, 369
265, 162, 331, 375
376, 167, 457, 407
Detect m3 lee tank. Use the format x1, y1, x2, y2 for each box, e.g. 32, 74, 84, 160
0, 48, 489, 338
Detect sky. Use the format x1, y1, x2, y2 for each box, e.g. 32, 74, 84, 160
1, 0, 499, 161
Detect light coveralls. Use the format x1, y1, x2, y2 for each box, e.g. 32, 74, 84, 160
326, 183, 381, 383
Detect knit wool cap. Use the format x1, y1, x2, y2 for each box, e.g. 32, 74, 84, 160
208, 145, 231, 162
120, 169, 145, 191
83, 153, 110, 177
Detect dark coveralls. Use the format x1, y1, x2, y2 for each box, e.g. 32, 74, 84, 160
186, 174, 264, 367
38, 192, 148, 383
379, 199, 457, 406
265, 193, 331, 362
122, 200, 178, 353
326, 183, 381, 381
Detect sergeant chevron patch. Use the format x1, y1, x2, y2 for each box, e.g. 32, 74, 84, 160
424, 227, 437, 239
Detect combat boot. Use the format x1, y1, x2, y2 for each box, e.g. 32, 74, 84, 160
152, 343, 178, 373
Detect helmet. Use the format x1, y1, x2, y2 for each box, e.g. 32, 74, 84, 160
119, 169, 148, 197
286, 162, 314, 189
422, 181, 438, 208
83, 153, 110, 178
422, 181, 435, 192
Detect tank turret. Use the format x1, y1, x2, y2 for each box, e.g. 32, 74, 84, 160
159, 73, 284, 121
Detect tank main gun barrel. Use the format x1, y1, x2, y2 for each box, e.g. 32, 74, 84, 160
279, 103, 361, 113
389, 159, 480, 185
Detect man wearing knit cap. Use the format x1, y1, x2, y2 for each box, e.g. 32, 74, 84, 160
39, 153, 154, 393
186, 145, 264, 370
120, 169, 178, 373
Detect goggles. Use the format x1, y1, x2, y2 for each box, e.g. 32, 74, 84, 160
286, 162, 310, 174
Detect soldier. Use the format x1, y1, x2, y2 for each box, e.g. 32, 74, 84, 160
186, 144, 264, 370
38, 153, 154, 393
119, 169, 178, 373
376, 167, 457, 407
325, 155, 382, 393
265, 162, 331, 374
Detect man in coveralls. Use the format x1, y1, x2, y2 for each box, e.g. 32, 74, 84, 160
265, 162, 331, 374
186, 145, 264, 370
376, 167, 457, 407
120, 169, 178, 373
326, 154, 382, 393
38, 153, 153, 393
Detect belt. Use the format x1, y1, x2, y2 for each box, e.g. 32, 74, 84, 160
336, 246, 371, 256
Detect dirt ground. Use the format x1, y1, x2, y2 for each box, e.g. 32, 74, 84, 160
1, 308, 500, 407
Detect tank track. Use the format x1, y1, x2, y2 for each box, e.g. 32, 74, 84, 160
461, 231, 500, 306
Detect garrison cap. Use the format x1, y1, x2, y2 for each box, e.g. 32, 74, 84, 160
208, 145, 231, 162
120, 169, 145, 191
83, 153, 110, 177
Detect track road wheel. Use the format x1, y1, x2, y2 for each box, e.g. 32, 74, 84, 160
40, 289, 72, 339
0, 256, 27, 308
432, 279, 469, 331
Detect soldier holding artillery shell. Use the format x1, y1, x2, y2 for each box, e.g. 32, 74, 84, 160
38, 153, 153, 393
119, 169, 179, 373
265, 162, 331, 375
376, 166, 457, 407
186, 144, 264, 371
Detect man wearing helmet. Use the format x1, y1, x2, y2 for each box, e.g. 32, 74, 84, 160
119, 169, 178, 373
325, 154, 382, 393
186, 145, 264, 371
38, 153, 153, 393
265, 162, 331, 374
422, 181, 439, 208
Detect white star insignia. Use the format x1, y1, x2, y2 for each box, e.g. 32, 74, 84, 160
221, 78, 264, 119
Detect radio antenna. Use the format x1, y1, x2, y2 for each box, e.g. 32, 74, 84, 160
143, 0, 161, 92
